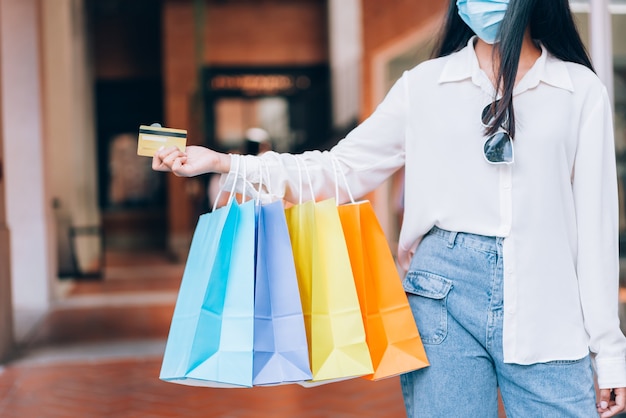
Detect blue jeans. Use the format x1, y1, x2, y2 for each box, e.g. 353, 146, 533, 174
400, 227, 598, 418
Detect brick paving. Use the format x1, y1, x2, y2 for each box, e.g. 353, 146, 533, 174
0, 249, 509, 418
0, 358, 407, 418
2, 250, 623, 417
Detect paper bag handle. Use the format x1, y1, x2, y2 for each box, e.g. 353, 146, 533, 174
330, 155, 356, 204
211, 154, 247, 212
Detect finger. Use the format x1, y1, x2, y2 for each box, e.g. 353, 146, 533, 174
154, 146, 183, 166
600, 389, 626, 417
153, 147, 176, 171
598, 389, 612, 413
601, 404, 621, 417
614, 388, 626, 406
152, 156, 171, 171
152, 147, 166, 170
160, 150, 185, 170
611, 388, 626, 413
171, 157, 191, 177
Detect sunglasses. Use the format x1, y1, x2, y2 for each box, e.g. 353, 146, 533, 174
481, 101, 514, 165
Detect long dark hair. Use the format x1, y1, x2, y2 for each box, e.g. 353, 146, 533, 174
432, 0, 593, 139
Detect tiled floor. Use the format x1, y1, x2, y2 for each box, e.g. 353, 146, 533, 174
0, 358, 407, 418
0, 250, 414, 418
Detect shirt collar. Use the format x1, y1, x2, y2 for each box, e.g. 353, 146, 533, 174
438, 36, 574, 94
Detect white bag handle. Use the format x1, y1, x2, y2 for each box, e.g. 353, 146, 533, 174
256, 158, 273, 206
330, 155, 355, 204
292, 155, 317, 204
241, 157, 248, 202
298, 155, 315, 203
211, 154, 241, 212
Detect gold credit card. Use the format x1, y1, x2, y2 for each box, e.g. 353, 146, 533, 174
137, 125, 187, 157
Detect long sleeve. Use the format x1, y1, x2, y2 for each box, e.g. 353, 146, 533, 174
222, 72, 409, 204
573, 85, 626, 388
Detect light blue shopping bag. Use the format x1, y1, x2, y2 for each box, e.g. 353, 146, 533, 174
253, 200, 312, 385
160, 198, 256, 387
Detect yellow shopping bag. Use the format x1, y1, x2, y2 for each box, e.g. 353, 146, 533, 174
284, 159, 373, 384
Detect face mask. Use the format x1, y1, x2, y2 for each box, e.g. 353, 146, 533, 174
456, 0, 509, 44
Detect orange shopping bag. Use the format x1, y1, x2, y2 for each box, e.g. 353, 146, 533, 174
332, 157, 429, 380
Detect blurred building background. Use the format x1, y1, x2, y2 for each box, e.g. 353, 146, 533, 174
0, 0, 625, 409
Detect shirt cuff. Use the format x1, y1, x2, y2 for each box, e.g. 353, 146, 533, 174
594, 357, 626, 389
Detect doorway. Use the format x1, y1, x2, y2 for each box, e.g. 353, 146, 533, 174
88, 0, 167, 254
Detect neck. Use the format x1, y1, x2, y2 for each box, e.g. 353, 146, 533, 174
474, 28, 541, 87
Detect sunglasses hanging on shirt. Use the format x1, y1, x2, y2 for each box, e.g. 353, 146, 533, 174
481, 99, 514, 165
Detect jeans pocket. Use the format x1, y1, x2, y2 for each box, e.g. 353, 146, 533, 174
403, 270, 453, 345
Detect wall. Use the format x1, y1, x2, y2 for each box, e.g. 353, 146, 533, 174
204, 0, 327, 65
361, 0, 445, 117
162, 0, 328, 257
92, 0, 162, 80
359, 0, 446, 241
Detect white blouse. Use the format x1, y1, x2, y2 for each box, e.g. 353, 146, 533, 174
228, 38, 626, 388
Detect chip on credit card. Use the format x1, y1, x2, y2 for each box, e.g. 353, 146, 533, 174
137, 123, 187, 157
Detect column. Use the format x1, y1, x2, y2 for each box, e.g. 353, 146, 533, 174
0, 3, 14, 359
163, 0, 197, 259
590, 0, 614, 105
328, 0, 363, 131
40, 0, 101, 276
0, 0, 52, 341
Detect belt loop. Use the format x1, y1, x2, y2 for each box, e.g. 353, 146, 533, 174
447, 231, 458, 248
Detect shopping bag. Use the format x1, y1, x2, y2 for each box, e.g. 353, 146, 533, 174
330, 156, 428, 379
284, 199, 315, 366
310, 198, 374, 382
284, 160, 373, 384
160, 164, 256, 387
338, 201, 429, 380
253, 199, 312, 385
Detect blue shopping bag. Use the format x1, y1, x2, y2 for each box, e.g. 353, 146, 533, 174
253, 200, 312, 385
160, 198, 256, 387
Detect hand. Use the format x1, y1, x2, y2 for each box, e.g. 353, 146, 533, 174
152, 145, 229, 177
597, 387, 626, 417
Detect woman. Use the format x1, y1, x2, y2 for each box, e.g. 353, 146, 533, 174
153, 0, 626, 416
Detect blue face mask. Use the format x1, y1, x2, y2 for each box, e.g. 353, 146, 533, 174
456, 0, 509, 44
